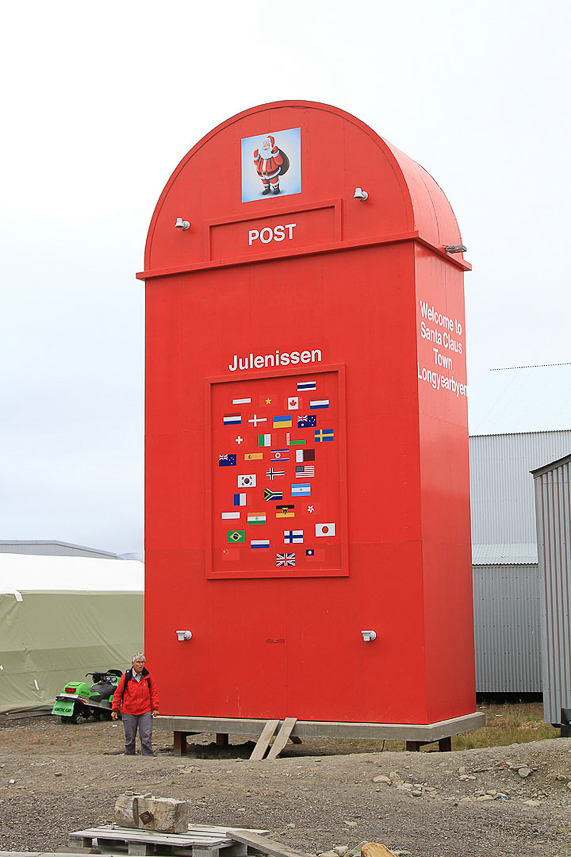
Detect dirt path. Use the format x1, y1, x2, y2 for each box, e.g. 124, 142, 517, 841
1, 716, 570, 857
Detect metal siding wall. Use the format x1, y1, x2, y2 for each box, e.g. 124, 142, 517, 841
473, 564, 542, 693
535, 460, 571, 724
470, 431, 571, 544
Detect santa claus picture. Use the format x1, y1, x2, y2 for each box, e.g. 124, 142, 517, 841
253, 134, 289, 196
241, 128, 301, 202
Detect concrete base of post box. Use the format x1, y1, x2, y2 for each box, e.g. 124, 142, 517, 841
155, 712, 485, 755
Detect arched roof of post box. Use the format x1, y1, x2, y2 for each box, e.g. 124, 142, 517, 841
142, 101, 466, 276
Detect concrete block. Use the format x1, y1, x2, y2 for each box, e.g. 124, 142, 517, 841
114, 794, 190, 833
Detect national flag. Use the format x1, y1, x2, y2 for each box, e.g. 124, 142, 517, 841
310, 399, 329, 410
232, 397, 251, 405
284, 529, 304, 544
222, 547, 240, 560
316, 522, 336, 537
286, 433, 305, 446
258, 433, 271, 447
273, 415, 292, 428
265, 468, 285, 480
315, 428, 334, 442
271, 448, 289, 462
248, 513, 266, 525
288, 396, 299, 410
276, 505, 295, 518
296, 448, 315, 462
298, 415, 316, 428
264, 488, 283, 502
250, 539, 270, 549
297, 381, 316, 391
227, 530, 245, 543
292, 483, 311, 497
295, 465, 315, 477
234, 493, 246, 506
238, 474, 256, 487
248, 414, 267, 426
244, 452, 263, 461
219, 454, 237, 466
276, 553, 295, 566
223, 413, 241, 425
221, 511, 240, 520
306, 548, 326, 562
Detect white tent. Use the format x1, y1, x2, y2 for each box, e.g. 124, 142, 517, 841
0, 554, 144, 714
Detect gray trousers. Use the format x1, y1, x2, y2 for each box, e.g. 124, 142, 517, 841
122, 711, 154, 756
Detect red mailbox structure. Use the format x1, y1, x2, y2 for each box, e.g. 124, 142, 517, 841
139, 101, 481, 743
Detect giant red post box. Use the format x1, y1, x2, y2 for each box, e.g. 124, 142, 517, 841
139, 101, 477, 729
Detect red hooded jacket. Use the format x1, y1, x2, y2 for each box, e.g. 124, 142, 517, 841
112, 667, 159, 715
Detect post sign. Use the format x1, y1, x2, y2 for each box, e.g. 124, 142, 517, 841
139, 101, 476, 728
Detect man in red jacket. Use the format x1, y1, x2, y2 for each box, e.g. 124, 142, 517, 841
112, 653, 159, 756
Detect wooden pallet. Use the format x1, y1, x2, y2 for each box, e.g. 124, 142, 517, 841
68, 824, 269, 857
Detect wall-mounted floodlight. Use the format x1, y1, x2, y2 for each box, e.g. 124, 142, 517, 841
361, 630, 377, 642
176, 630, 192, 641
444, 244, 467, 254
175, 217, 191, 231
353, 187, 369, 201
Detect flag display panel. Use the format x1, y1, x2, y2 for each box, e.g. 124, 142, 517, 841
208, 368, 347, 578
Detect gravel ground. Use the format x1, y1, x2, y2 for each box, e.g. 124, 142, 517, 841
1, 715, 571, 857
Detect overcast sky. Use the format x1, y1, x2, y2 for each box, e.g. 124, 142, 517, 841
1, 1, 569, 555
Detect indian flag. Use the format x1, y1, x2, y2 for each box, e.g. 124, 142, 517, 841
248, 513, 266, 525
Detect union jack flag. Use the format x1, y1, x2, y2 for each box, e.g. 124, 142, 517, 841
276, 553, 295, 566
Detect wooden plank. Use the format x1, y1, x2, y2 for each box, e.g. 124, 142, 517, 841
189, 827, 269, 837
227, 831, 312, 857
266, 718, 297, 760
249, 720, 279, 761
70, 829, 228, 848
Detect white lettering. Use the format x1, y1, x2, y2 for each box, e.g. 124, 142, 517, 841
228, 348, 322, 373
417, 362, 467, 398
420, 320, 442, 345
247, 222, 297, 246
433, 347, 453, 370
419, 300, 454, 331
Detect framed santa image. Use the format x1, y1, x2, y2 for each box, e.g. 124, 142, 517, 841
241, 127, 301, 202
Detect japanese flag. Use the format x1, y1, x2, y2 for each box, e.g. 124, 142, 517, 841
315, 522, 336, 537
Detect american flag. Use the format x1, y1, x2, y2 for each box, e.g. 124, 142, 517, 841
276, 553, 296, 566
295, 465, 315, 477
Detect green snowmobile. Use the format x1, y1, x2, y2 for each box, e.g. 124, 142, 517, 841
51, 670, 122, 723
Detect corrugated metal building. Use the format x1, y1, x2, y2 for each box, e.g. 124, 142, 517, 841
469, 364, 571, 694
532, 454, 571, 725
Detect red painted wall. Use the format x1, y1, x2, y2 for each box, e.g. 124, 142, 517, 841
140, 101, 475, 724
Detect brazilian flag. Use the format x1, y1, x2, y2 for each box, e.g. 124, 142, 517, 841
227, 530, 245, 543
